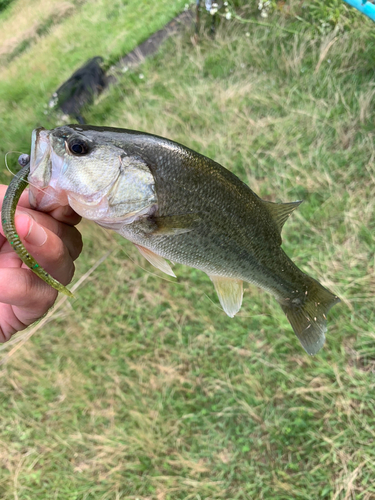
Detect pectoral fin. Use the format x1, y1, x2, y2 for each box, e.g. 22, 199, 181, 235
141, 213, 200, 236
209, 275, 243, 317
135, 244, 176, 277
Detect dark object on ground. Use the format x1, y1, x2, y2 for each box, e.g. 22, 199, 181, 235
49, 57, 106, 124
119, 10, 194, 69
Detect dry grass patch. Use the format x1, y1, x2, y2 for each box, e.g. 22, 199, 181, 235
0, 0, 76, 61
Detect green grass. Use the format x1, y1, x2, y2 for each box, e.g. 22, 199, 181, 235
1, 1, 375, 499
0, 0, 188, 176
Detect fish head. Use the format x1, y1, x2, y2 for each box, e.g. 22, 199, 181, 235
28, 125, 156, 225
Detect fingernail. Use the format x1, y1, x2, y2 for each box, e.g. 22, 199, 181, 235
16, 212, 47, 247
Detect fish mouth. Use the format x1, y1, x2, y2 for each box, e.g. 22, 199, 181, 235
29, 127, 68, 211
30, 127, 51, 187
28, 126, 119, 217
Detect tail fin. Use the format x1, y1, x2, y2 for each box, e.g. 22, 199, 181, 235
279, 279, 340, 355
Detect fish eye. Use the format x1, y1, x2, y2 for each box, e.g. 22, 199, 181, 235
68, 138, 89, 155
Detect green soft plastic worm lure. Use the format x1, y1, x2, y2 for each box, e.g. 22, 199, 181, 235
1, 155, 73, 297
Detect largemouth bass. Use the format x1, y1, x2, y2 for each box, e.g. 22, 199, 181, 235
5, 125, 340, 355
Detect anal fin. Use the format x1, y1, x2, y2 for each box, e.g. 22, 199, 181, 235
135, 244, 176, 277
209, 275, 243, 318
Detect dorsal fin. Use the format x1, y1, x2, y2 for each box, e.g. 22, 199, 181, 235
208, 275, 243, 318
263, 200, 302, 233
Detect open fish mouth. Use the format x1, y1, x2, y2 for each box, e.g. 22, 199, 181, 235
29, 127, 111, 215
29, 127, 69, 211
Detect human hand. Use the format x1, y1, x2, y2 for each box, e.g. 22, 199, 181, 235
0, 184, 83, 342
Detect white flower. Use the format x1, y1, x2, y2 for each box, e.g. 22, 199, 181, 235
245, 32, 250, 37
210, 7, 218, 14
225, 11, 232, 19
260, 10, 268, 17
139, 73, 144, 79
48, 94, 58, 108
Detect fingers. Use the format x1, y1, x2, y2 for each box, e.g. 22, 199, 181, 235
0, 184, 31, 210
0, 267, 57, 310
48, 204, 82, 226
0, 184, 81, 226
0, 183, 82, 260
15, 210, 83, 261
0, 233, 6, 251
0, 267, 58, 342
0, 185, 82, 291
1, 208, 83, 263
0, 184, 83, 342
14, 213, 78, 285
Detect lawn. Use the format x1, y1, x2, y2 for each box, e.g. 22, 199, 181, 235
0, 1, 374, 499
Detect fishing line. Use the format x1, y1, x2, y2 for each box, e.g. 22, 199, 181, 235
4, 151, 24, 176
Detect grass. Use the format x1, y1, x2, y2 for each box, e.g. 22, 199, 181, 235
0, 0, 188, 173
0, 0, 74, 62
1, 1, 375, 499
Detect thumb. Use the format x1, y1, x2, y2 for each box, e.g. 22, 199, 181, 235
15, 212, 48, 247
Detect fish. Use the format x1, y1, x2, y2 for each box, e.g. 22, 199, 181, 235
5, 125, 340, 355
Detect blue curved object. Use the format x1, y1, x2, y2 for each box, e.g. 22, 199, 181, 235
343, 0, 375, 22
